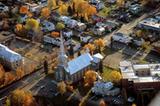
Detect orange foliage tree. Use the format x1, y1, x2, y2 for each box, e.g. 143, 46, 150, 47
94, 39, 105, 52
9, 89, 37, 106
84, 70, 97, 86
51, 32, 60, 38
99, 99, 107, 106
19, 6, 28, 14
0, 64, 5, 86
16, 67, 24, 80
15, 24, 23, 32
84, 43, 95, 54
41, 7, 50, 19
4, 72, 15, 85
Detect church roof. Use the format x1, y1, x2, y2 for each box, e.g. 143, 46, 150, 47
66, 53, 93, 75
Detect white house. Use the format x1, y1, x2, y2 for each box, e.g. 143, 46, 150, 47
0, 44, 23, 70
93, 27, 105, 36
41, 20, 55, 32
76, 22, 87, 31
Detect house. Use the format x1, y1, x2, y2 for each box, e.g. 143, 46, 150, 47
0, 2, 9, 12
91, 82, 120, 96
76, 22, 86, 31
138, 18, 160, 32
55, 33, 103, 82
66, 19, 78, 29
112, 32, 133, 44
93, 27, 105, 36
0, 44, 23, 70
41, 20, 55, 32
129, 4, 142, 15
25, 3, 42, 13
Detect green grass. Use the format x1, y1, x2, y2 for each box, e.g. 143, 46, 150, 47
98, 7, 112, 17
102, 66, 113, 81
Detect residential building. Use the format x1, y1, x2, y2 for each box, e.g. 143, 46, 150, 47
138, 18, 160, 32
0, 44, 23, 70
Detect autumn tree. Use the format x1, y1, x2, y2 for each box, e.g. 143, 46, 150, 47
109, 71, 122, 84
84, 70, 97, 86
57, 81, 67, 95
4, 72, 15, 85
25, 18, 40, 31
58, 3, 69, 15
8, 89, 37, 106
56, 22, 65, 31
16, 67, 24, 80
47, 0, 57, 10
41, 7, 50, 19
99, 99, 107, 106
0, 64, 5, 86
51, 31, 60, 38
19, 6, 28, 14
116, 0, 125, 7
94, 39, 105, 53
84, 43, 95, 54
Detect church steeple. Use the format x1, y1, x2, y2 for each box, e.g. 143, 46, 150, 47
58, 31, 68, 68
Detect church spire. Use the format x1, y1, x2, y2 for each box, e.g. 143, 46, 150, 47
58, 31, 68, 68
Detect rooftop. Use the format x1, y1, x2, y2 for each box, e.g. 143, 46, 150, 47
120, 61, 160, 83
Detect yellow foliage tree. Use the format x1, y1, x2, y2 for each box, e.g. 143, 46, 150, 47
57, 81, 67, 95
41, 7, 50, 19
4, 72, 15, 85
84, 70, 97, 86
116, 0, 125, 7
15, 24, 23, 32
109, 71, 122, 83
56, 22, 65, 30
25, 18, 40, 31
48, 0, 57, 10
84, 43, 95, 54
59, 4, 69, 15
0, 64, 5, 86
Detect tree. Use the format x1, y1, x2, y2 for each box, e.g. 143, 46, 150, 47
84, 43, 95, 54
51, 31, 60, 38
9, 89, 37, 106
94, 39, 105, 53
4, 72, 15, 85
109, 71, 122, 83
16, 67, 24, 80
19, 6, 28, 14
0, 64, 5, 86
99, 99, 107, 106
25, 18, 40, 31
84, 70, 97, 86
116, 0, 125, 7
58, 3, 69, 15
47, 0, 57, 10
56, 22, 65, 31
15, 24, 23, 32
41, 7, 50, 19
57, 81, 67, 95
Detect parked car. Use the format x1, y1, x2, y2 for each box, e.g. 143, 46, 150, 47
118, 12, 132, 23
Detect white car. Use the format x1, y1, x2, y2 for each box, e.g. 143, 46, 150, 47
112, 32, 132, 44
0, 2, 9, 12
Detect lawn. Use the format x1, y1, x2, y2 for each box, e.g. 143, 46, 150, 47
102, 66, 113, 81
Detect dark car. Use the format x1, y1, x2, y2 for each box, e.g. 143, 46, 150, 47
118, 12, 132, 23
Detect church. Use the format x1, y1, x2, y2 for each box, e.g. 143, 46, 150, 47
54, 32, 104, 83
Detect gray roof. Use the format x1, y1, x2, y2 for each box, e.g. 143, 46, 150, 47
0, 44, 22, 62
66, 53, 93, 75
